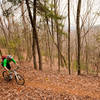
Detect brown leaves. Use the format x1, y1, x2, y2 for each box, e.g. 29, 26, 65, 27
0, 63, 100, 99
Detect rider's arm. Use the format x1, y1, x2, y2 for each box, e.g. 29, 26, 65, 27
3, 59, 7, 67
4, 66, 10, 72
11, 58, 19, 67
11, 58, 16, 64
3, 59, 10, 72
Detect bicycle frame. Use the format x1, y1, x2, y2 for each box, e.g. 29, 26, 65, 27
11, 67, 20, 80
13, 70, 18, 76
2, 66, 25, 85
13, 71, 19, 79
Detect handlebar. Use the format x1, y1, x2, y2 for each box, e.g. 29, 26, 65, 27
10, 66, 19, 72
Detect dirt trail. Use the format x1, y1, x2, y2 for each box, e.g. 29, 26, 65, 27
0, 63, 100, 100
26, 80, 100, 99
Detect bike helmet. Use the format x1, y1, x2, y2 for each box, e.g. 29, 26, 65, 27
7, 55, 12, 60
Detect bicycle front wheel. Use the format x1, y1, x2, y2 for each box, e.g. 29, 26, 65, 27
15, 74, 25, 85
2, 71, 10, 82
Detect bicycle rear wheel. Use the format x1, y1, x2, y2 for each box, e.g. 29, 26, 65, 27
15, 74, 25, 85
2, 71, 10, 82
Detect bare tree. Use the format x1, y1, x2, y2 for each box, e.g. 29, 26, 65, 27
25, 0, 42, 70
54, 0, 61, 71
76, 0, 82, 75
68, 0, 71, 74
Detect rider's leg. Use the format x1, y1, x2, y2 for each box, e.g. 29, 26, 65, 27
6, 63, 11, 70
6, 63, 12, 80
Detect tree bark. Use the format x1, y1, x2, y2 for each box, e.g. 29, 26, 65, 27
54, 0, 61, 72
25, 0, 37, 69
76, 0, 82, 75
33, 0, 42, 70
68, 0, 71, 75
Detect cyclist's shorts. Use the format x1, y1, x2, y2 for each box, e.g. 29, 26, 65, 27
1, 63, 11, 70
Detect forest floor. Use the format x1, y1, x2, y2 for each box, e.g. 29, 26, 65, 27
0, 62, 100, 100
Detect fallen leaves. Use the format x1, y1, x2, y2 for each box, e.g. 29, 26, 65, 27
0, 62, 100, 100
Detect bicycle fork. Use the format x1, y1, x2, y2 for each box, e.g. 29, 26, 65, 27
14, 71, 19, 80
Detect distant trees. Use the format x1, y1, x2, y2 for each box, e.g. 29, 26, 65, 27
0, 0, 25, 62
0, 0, 100, 75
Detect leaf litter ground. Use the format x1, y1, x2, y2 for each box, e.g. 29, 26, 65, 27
0, 62, 100, 100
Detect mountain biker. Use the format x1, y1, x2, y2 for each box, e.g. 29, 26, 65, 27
0, 49, 18, 80
0, 49, 17, 69
1, 55, 16, 70
1, 55, 18, 80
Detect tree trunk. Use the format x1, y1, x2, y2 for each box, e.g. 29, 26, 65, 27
68, 0, 71, 75
33, 0, 42, 70
76, 0, 82, 75
85, 37, 88, 74
44, 0, 53, 69
54, 0, 61, 72
25, 0, 37, 69
51, 11, 54, 66
21, 1, 30, 61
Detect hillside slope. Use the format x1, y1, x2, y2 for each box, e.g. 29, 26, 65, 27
0, 63, 100, 100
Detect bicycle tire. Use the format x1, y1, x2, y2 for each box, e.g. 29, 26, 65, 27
2, 71, 10, 82
15, 74, 25, 85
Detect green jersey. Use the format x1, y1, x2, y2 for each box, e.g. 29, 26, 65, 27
1, 58, 16, 67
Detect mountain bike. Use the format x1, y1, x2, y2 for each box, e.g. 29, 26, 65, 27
2, 66, 25, 85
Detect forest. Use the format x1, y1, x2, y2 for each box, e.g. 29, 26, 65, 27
0, 0, 100, 99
